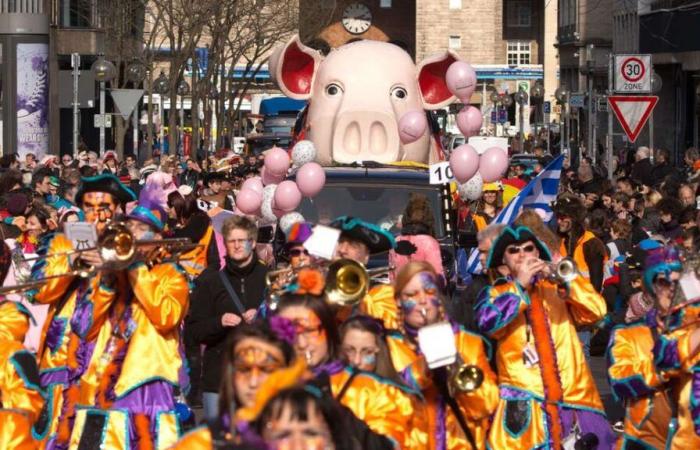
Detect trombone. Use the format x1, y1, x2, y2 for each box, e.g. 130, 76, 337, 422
265, 259, 393, 310
0, 222, 201, 295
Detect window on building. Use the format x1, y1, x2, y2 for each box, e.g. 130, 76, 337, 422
507, 1, 532, 28
449, 36, 462, 49
449, 0, 462, 9
507, 41, 531, 65
380, 0, 392, 7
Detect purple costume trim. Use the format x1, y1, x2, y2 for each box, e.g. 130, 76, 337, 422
692, 371, 700, 435
609, 376, 656, 400
311, 359, 345, 377
40, 369, 69, 387
560, 408, 616, 450
436, 398, 447, 450
499, 387, 615, 449
112, 380, 176, 446
45, 318, 67, 354
476, 292, 523, 334
653, 335, 681, 370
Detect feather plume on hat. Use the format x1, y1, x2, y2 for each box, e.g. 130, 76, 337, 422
126, 182, 169, 231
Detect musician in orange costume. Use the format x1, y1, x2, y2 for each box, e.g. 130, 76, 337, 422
0, 301, 44, 450
67, 184, 190, 450
29, 174, 136, 450
475, 226, 615, 449
386, 261, 498, 450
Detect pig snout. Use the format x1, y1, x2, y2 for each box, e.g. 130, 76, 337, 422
331, 111, 400, 164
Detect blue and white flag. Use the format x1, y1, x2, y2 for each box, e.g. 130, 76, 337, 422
458, 155, 565, 277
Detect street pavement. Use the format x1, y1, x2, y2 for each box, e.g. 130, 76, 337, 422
590, 355, 624, 423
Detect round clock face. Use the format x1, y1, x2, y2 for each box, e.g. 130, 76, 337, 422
342, 3, 372, 35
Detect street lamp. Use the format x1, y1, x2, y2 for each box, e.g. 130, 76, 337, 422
177, 79, 190, 156
515, 88, 529, 151
650, 70, 663, 164
530, 83, 544, 144
585, 44, 595, 163
126, 61, 147, 159
153, 71, 170, 154
555, 85, 570, 157
91, 54, 117, 155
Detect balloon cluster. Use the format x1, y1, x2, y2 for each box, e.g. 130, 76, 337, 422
446, 61, 481, 138
449, 145, 508, 201
235, 142, 326, 224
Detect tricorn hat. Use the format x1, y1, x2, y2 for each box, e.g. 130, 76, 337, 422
486, 226, 552, 269
330, 216, 396, 255
76, 173, 137, 206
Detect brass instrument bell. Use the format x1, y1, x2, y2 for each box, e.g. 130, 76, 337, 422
450, 363, 485, 393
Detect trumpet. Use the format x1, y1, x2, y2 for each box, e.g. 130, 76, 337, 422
543, 257, 578, 283
0, 222, 201, 295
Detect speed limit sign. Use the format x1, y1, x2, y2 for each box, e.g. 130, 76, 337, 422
615, 54, 651, 93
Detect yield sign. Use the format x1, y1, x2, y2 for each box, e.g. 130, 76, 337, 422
608, 95, 658, 143
110, 89, 144, 120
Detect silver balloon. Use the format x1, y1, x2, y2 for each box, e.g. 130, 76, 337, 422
514, 90, 529, 105
530, 83, 544, 99
458, 173, 484, 201
279, 212, 305, 234
260, 184, 278, 224
501, 94, 513, 108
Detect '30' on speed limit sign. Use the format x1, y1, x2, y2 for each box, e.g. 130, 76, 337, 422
615, 54, 651, 93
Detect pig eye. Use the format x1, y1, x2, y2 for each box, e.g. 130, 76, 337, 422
391, 87, 408, 100
325, 83, 343, 96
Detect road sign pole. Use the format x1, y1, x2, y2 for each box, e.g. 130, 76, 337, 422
650, 112, 654, 165
588, 74, 594, 164
608, 53, 614, 180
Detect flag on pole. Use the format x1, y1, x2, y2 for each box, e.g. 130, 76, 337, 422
458, 155, 565, 277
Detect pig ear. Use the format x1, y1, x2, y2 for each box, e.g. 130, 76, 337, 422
417, 50, 460, 110
269, 36, 322, 101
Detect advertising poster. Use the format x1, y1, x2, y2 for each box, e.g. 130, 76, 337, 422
16, 43, 49, 159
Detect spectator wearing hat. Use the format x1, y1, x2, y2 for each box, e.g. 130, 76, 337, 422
472, 182, 503, 232
201, 171, 233, 211
0, 153, 19, 172
101, 150, 119, 175
283, 221, 314, 269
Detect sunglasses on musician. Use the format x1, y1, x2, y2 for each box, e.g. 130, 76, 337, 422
289, 248, 309, 257
506, 243, 537, 255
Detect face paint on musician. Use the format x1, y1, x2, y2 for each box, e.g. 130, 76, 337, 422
82, 192, 118, 233
232, 338, 285, 408
277, 306, 328, 368
400, 271, 441, 329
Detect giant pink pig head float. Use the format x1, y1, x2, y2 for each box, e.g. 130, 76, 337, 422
270, 36, 461, 166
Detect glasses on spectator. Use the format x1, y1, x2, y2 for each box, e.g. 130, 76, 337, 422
289, 248, 309, 257
506, 243, 536, 255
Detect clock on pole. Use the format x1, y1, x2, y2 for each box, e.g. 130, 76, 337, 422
342, 3, 373, 35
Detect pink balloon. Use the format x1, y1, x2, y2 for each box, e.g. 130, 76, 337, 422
445, 61, 477, 102
449, 144, 480, 183
398, 110, 428, 144
456, 106, 482, 138
274, 180, 303, 212
261, 166, 285, 186
241, 176, 263, 195
479, 147, 509, 183
296, 162, 326, 198
264, 147, 291, 177
235, 189, 263, 215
